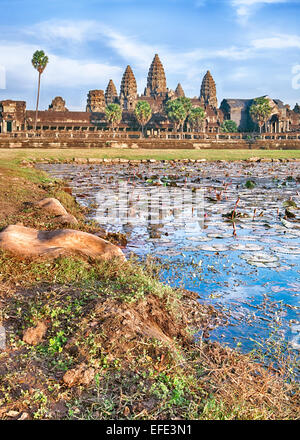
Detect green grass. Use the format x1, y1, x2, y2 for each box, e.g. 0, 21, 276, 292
0, 148, 300, 164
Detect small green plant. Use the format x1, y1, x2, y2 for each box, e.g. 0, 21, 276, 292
245, 180, 256, 189
48, 331, 67, 355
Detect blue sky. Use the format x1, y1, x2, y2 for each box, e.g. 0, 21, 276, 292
0, 0, 299, 110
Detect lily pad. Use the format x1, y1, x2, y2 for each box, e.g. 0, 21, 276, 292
271, 246, 300, 255
240, 252, 279, 268
230, 243, 264, 251
207, 232, 233, 239
197, 244, 229, 252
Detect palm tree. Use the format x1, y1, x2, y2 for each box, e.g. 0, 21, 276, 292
105, 103, 122, 136
134, 101, 152, 137
165, 99, 187, 138
188, 107, 206, 132
32, 50, 49, 131
249, 97, 272, 134
176, 97, 192, 116
220, 120, 238, 133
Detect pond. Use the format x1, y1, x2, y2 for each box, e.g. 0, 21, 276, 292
39, 161, 300, 363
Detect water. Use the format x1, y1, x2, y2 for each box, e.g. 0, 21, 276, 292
39, 161, 300, 359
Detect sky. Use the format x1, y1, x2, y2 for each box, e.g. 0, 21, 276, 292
0, 0, 299, 110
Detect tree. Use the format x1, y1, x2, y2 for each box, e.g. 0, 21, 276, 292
176, 97, 192, 116
188, 106, 206, 132
134, 101, 152, 137
165, 99, 187, 136
221, 120, 238, 133
32, 50, 49, 131
105, 103, 122, 136
249, 97, 272, 133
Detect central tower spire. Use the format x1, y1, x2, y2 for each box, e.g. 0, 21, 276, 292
144, 54, 167, 97
200, 71, 218, 108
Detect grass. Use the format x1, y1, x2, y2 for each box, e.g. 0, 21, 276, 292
0, 148, 300, 164
0, 154, 299, 421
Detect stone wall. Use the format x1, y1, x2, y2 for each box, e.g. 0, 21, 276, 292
0, 137, 299, 150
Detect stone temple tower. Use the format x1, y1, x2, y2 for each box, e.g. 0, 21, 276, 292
119, 66, 137, 110
144, 54, 167, 97
86, 90, 106, 112
200, 71, 218, 108
105, 80, 118, 105
175, 83, 185, 98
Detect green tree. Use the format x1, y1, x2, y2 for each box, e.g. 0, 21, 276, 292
221, 120, 238, 133
249, 97, 272, 133
105, 103, 122, 136
176, 97, 192, 116
188, 106, 206, 132
134, 101, 152, 137
165, 99, 187, 136
32, 50, 49, 131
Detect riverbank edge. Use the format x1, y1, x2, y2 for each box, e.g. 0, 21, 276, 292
1, 148, 300, 165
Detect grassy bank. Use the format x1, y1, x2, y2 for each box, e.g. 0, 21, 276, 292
0, 148, 300, 164
0, 158, 299, 420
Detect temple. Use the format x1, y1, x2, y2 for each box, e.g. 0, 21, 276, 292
1, 54, 299, 135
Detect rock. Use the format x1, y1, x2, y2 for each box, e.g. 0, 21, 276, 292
63, 364, 95, 387
18, 413, 30, 420
248, 157, 260, 162
36, 197, 69, 216
87, 158, 103, 164
6, 411, 20, 418
0, 225, 125, 261
74, 158, 88, 164
23, 321, 47, 346
36, 198, 78, 225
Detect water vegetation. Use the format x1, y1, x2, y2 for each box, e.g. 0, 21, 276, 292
0, 156, 299, 420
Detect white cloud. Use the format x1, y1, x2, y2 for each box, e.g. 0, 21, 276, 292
0, 41, 122, 89
25, 19, 103, 44
231, 0, 288, 22
252, 34, 300, 49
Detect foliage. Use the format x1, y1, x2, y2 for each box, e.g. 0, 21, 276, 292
165, 99, 187, 132
31, 50, 49, 75
134, 101, 152, 136
250, 97, 272, 133
176, 97, 193, 116
221, 120, 238, 133
188, 107, 206, 132
105, 104, 122, 131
